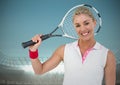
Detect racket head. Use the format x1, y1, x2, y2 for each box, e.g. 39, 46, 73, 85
59, 4, 102, 39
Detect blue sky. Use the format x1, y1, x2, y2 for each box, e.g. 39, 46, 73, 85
0, 0, 120, 61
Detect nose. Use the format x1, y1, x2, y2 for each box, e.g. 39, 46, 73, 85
80, 25, 86, 32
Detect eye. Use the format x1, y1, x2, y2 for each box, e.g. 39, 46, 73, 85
75, 24, 81, 28
84, 22, 89, 25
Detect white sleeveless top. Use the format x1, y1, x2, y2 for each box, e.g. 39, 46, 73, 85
63, 41, 108, 85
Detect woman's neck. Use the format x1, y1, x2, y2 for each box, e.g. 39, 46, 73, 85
78, 39, 96, 50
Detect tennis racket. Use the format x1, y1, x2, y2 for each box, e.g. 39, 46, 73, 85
22, 4, 102, 48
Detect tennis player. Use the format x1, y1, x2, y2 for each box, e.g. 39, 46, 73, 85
28, 6, 116, 85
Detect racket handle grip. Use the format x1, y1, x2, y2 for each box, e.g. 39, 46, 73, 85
22, 34, 50, 48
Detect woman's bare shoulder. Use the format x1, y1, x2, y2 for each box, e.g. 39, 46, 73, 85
106, 50, 116, 67
107, 50, 116, 60
53, 45, 65, 60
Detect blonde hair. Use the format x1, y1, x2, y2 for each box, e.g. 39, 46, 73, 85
73, 6, 95, 21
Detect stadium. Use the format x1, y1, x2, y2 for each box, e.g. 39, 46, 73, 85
0, 50, 120, 85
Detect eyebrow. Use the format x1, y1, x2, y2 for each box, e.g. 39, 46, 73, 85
74, 19, 91, 25
84, 19, 91, 22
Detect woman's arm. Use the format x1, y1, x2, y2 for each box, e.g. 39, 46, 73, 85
30, 45, 64, 75
29, 34, 65, 75
104, 50, 116, 85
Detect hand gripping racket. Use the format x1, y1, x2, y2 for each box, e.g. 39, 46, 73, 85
22, 4, 102, 48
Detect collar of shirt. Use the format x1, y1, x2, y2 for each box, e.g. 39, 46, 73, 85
74, 40, 101, 50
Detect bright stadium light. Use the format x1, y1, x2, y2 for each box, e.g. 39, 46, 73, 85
21, 65, 34, 73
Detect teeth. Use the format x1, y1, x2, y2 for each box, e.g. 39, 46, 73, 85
82, 32, 89, 36
82, 33, 88, 36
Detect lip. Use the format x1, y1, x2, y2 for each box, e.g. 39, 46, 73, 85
81, 31, 90, 36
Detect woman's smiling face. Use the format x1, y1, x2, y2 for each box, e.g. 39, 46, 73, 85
73, 14, 96, 41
